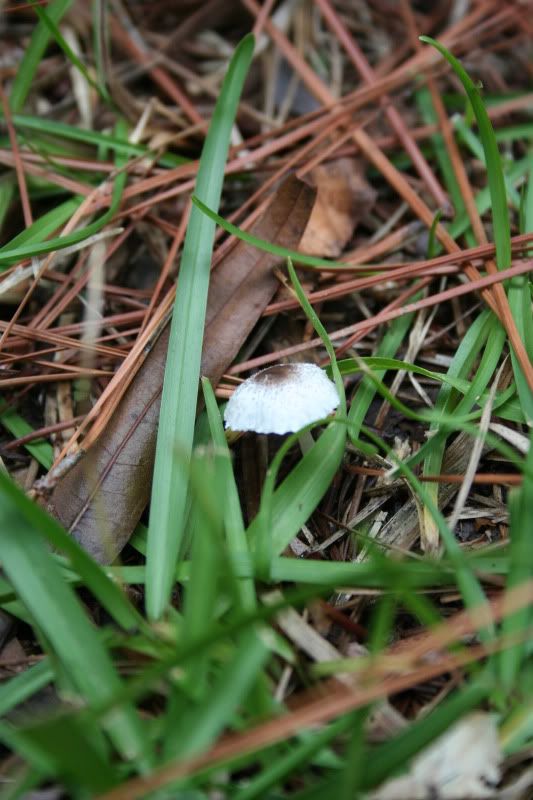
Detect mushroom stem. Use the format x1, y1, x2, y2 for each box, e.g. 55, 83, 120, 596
298, 429, 315, 455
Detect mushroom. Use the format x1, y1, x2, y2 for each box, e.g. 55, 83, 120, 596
224, 363, 340, 451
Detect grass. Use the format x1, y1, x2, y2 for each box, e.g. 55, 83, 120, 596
145, 33, 255, 621
0, 4, 532, 798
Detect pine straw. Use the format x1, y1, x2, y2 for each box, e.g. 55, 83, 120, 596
0, 0, 532, 794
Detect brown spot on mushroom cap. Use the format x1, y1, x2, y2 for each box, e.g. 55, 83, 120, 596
251, 364, 294, 384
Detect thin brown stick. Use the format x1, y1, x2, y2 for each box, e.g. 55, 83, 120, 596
3, 416, 85, 450
346, 465, 522, 486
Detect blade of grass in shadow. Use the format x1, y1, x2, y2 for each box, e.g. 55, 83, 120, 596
0, 714, 119, 792
169, 631, 271, 764
92, 0, 111, 103
176, 446, 227, 700
140, 438, 261, 762
202, 378, 256, 611
347, 313, 414, 445
145, 34, 254, 621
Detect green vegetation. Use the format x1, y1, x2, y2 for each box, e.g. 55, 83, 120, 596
0, 6, 531, 798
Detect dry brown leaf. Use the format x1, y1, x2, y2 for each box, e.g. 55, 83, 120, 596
299, 157, 376, 257
47, 175, 316, 562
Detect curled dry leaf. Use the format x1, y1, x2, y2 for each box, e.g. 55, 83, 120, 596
299, 157, 377, 257
368, 713, 501, 800
47, 175, 316, 562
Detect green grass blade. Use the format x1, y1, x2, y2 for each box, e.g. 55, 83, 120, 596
420, 37, 533, 423
0, 660, 53, 717
202, 378, 256, 611
287, 258, 346, 407
9, 0, 73, 113
498, 427, 533, 691
454, 117, 521, 208
348, 312, 413, 441
92, 0, 111, 103
146, 33, 255, 621
1, 197, 83, 255
0, 469, 144, 633
0, 405, 54, 468
193, 196, 360, 270
447, 157, 529, 243
0, 0, 72, 233
4, 114, 185, 167
179, 447, 227, 699
0, 474, 149, 764
29, 0, 108, 101
419, 36, 511, 268
235, 714, 357, 800
163, 629, 269, 761
508, 153, 533, 422
248, 259, 347, 561
8, 713, 119, 792
0, 175, 15, 232
418, 310, 496, 480
0, 143, 126, 266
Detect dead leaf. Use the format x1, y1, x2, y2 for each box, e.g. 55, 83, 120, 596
299, 157, 376, 257
47, 175, 316, 562
367, 712, 501, 799
201, 176, 315, 384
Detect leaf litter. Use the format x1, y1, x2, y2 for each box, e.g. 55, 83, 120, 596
0, 1, 532, 797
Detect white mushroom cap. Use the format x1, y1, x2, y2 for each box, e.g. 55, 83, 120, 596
224, 363, 340, 435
